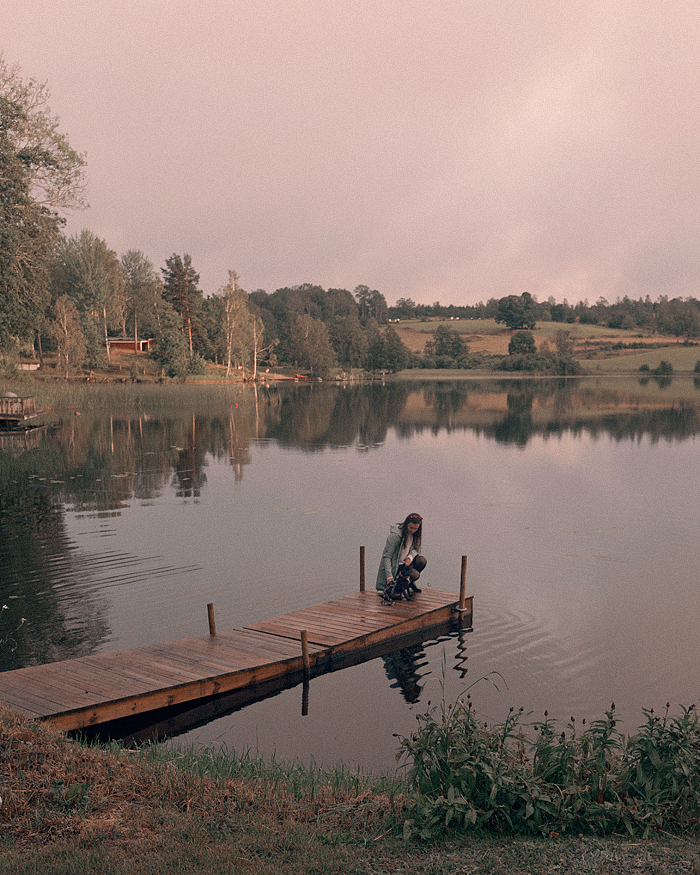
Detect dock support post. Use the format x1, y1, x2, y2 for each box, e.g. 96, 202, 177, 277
455, 555, 473, 628
207, 603, 216, 635
301, 630, 310, 676
360, 546, 365, 592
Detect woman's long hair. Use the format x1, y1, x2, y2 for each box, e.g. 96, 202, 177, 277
400, 513, 422, 552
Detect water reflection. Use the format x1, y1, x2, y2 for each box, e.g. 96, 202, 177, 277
2, 376, 700, 687
0, 471, 110, 671
381, 644, 431, 703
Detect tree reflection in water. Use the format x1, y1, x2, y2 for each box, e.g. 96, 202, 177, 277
3, 375, 700, 675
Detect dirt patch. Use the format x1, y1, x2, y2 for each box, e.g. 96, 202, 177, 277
467, 333, 512, 355
394, 325, 515, 355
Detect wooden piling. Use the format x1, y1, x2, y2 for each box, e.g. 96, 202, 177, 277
360, 545, 365, 592
459, 556, 467, 612
207, 603, 216, 635
301, 629, 310, 676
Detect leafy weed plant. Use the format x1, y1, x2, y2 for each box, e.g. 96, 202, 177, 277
398, 692, 700, 840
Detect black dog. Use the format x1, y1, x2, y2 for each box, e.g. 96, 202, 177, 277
382, 566, 421, 604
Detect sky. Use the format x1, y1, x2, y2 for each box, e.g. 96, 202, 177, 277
3, 1, 700, 306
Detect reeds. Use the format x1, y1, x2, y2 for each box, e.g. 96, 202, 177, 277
3, 380, 252, 416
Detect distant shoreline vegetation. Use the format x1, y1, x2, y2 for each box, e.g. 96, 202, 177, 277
5, 308, 700, 386
6, 274, 700, 384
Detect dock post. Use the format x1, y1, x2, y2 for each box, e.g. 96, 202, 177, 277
301, 630, 310, 676
207, 603, 216, 635
360, 546, 365, 591
459, 556, 467, 611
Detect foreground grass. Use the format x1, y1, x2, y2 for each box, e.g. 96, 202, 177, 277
1, 707, 699, 874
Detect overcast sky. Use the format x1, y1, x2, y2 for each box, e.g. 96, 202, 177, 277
4, 1, 700, 305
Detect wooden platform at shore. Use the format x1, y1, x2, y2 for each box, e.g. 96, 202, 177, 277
0, 588, 472, 734
0, 395, 44, 425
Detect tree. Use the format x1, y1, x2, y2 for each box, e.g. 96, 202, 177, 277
354, 285, 389, 323
362, 322, 409, 372
161, 254, 205, 357
120, 250, 157, 346
250, 314, 278, 381
354, 284, 373, 320
0, 96, 33, 344
425, 324, 469, 364
0, 55, 87, 211
370, 289, 389, 324
291, 314, 336, 378
325, 288, 357, 319
217, 270, 251, 376
393, 297, 417, 319
383, 326, 410, 372
329, 314, 368, 368
52, 230, 124, 366
656, 298, 700, 339
554, 329, 574, 357
495, 293, 538, 330
45, 295, 86, 378
508, 330, 536, 355
0, 56, 86, 354
150, 301, 190, 379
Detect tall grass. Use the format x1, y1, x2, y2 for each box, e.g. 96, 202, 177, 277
141, 739, 403, 800
0, 704, 407, 846
1, 380, 253, 415
585, 346, 700, 373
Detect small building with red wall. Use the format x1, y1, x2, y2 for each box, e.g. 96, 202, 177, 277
106, 338, 155, 352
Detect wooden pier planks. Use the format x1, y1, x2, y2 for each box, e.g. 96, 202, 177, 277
0, 588, 470, 732
246, 589, 463, 654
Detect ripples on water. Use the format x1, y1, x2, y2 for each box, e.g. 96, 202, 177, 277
2, 377, 700, 771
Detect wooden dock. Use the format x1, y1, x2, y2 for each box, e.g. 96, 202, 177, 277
0, 394, 44, 425
0, 588, 472, 735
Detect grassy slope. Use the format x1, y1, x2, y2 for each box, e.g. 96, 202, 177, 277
393, 319, 700, 373
1, 706, 698, 875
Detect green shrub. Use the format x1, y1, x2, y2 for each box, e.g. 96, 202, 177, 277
508, 331, 536, 356
188, 353, 209, 376
397, 696, 700, 840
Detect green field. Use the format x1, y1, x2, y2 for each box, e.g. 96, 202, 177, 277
581, 345, 700, 373
402, 318, 648, 340
396, 318, 700, 373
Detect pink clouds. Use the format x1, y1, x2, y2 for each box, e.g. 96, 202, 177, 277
3, 1, 700, 304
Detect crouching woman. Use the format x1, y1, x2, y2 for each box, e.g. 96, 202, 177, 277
376, 513, 427, 604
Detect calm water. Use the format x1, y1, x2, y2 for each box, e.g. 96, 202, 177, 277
2, 376, 700, 773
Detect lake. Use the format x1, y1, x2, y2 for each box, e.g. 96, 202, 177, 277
1, 375, 700, 773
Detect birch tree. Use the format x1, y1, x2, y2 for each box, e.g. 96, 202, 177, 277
45, 295, 86, 378
220, 270, 251, 376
